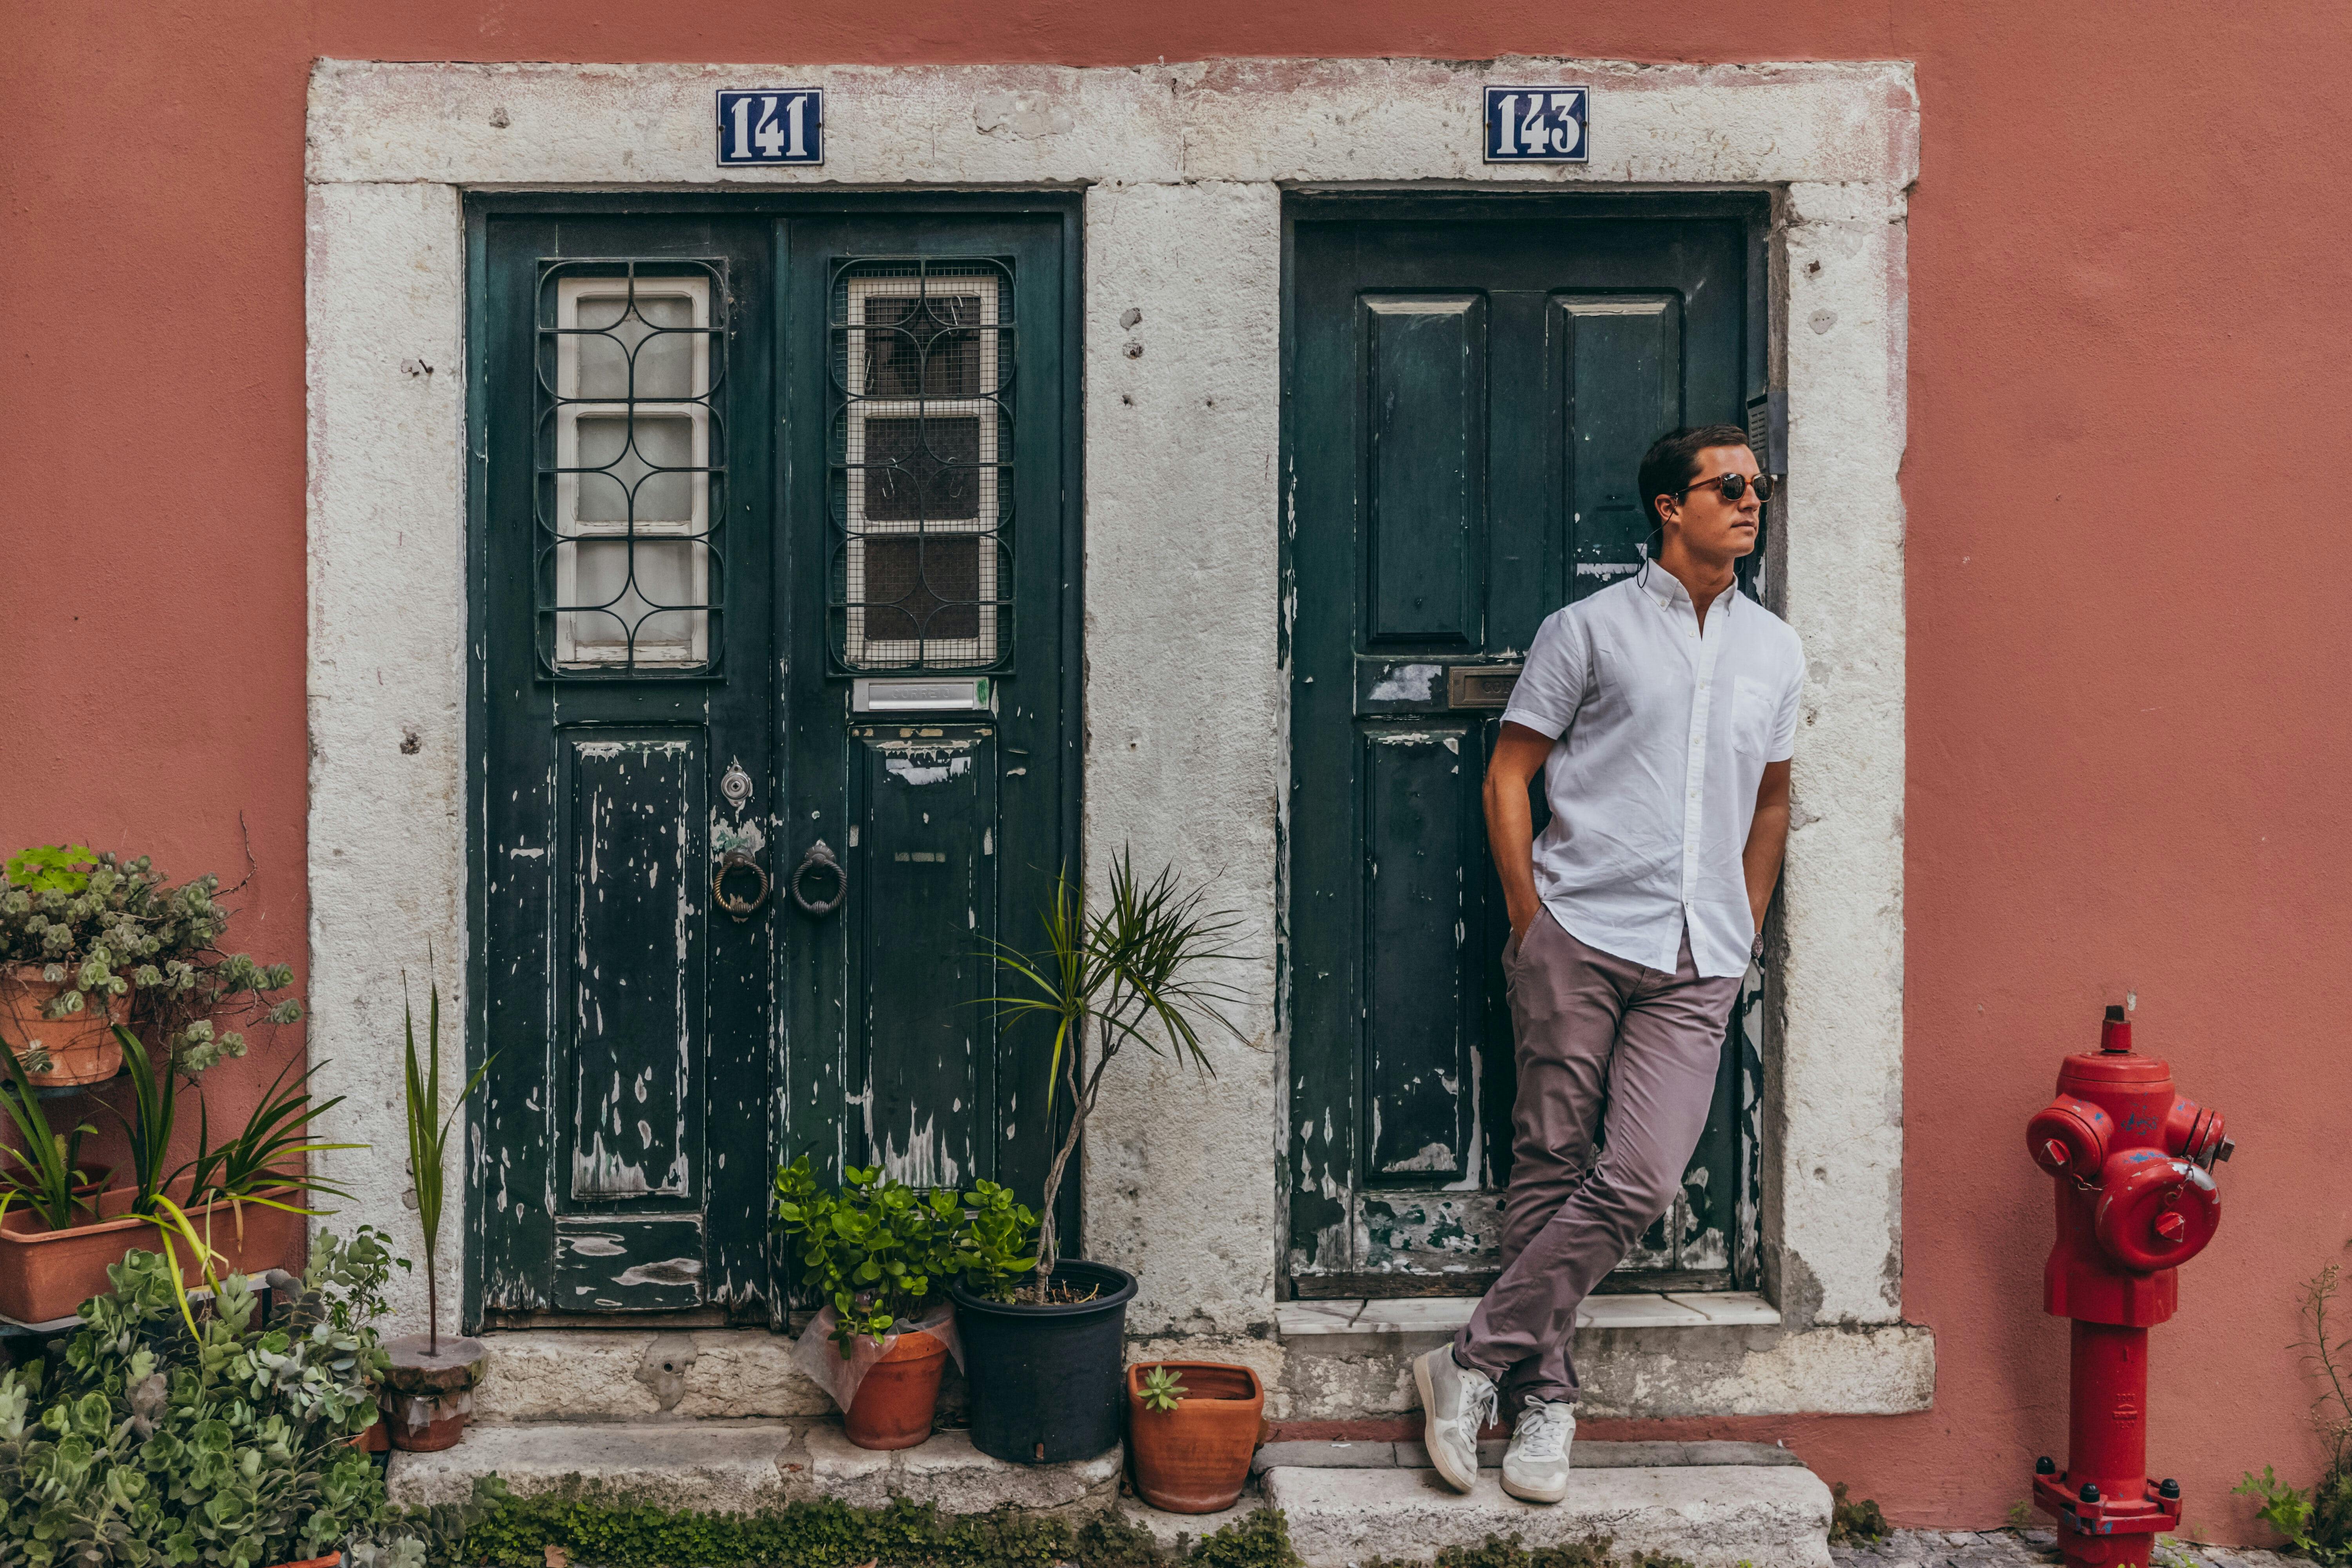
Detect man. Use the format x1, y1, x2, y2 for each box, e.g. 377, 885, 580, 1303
1413, 425, 1804, 1504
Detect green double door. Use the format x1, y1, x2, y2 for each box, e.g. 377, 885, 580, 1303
1285, 197, 1770, 1298
466, 199, 1078, 1325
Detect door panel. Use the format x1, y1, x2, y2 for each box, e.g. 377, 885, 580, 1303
850, 724, 999, 1191
1362, 723, 1481, 1185
471, 200, 1077, 1326
1365, 295, 1485, 647
562, 729, 703, 1201
1287, 201, 1767, 1298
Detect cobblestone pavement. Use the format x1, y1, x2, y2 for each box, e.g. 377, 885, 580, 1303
1835, 1529, 2294, 1568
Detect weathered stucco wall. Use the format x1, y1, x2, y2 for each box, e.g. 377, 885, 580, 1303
10, 0, 2349, 1542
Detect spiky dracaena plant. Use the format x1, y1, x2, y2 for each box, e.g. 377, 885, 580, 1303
402, 980, 491, 1356
988, 850, 1247, 1302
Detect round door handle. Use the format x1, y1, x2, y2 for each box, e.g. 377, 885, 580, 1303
711, 851, 771, 922
791, 839, 848, 916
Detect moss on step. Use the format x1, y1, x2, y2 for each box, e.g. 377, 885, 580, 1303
402, 1483, 1305, 1568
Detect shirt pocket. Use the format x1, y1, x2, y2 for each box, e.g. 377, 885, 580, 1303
1731, 675, 1779, 759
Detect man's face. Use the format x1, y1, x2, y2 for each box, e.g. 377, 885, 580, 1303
1659, 444, 1762, 561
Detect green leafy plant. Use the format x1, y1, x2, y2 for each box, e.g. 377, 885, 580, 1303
773, 1156, 974, 1354
987, 849, 1248, 1298
4, 845, 97, 895
1828, 1481, 1890, 1545
180, 1049, 361, 1222
2238, 1252, 2352, 1563
0, 1243, 401, 1564
1138, 1363, 1188, 1412
1361, 1534, 1689, 1568
343, 1487, 1305, 1568
955, 1176, 1041, 1299
99, 1025, 244, 1335
0, 1040, 100, 1231
307, 1224, 410, 1336
404, 977, 491, 1356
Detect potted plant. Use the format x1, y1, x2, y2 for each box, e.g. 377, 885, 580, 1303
308, 1225, 408, 1454
0, 844, 305, 1089
177, 1049, 358, 1278
950, 850, 1246, 1465
775, 1156, 971, 1448
380, 979, 490, 1452
0, 1242, 401, 1564
0, 846, 133, 1085
0, 1043, 126, 1323
1126, 1361, 1268, 1512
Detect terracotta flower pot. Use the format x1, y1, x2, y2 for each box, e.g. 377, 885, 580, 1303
1125, 1361, 1267, 1514
843, 1327, 950, 1450
0, 967, 122, 1086
180, 1186, 309, 1280
265, 1554, 341, 1568
381, 1333, 486, 1452
349, 1414, 390, 1452
0, 1187, 146, 1324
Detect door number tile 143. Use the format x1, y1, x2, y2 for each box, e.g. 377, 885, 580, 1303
1484, 86, 1589, 163
717, 90, 824, 165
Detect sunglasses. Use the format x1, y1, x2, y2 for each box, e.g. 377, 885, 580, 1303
1673, 472, 1778, 504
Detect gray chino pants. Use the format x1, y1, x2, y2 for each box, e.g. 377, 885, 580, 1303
1451, 908, 1742, 1406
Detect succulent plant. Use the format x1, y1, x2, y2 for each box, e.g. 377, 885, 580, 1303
0, 845, 303, 1075
0, 1239, 405, 1562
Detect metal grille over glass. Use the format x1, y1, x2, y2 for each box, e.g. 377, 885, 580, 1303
829, 258, 1012, 670
536, 261, 727, 673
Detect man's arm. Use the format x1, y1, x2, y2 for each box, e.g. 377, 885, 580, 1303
1485, 722, 1557, 942
1742, 759, 1792, 931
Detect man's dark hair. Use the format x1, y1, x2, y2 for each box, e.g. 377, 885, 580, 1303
1636, 423, 1757, 533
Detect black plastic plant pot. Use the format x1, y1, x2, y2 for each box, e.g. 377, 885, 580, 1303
950, 1259, 1138, 1464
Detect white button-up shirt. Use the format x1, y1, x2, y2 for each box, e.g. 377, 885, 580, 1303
1501, 566, 1806, 980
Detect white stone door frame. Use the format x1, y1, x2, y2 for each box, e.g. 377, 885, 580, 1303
307, 56, 1923, 1414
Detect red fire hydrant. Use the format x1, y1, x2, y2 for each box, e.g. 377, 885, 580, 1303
2025, 1005, 2234, 1568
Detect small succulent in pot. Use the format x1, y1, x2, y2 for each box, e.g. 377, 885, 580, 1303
1138, 1363, 1187, 1413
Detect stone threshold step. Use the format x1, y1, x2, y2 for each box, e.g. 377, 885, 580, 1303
1278, 1291, 1781, 1336
1255, 1437, 1808, 1474
1264, 1463, 1833, 1568
388, 1420, 1119, 1516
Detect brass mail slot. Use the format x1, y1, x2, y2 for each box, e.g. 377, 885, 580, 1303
1447, 664, 1522, 709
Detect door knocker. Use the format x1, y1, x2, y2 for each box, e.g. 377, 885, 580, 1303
712, 852, 771, 922
791, 840, 848, 915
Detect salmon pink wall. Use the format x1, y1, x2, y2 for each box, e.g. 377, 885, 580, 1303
5, 0, 2343, 1543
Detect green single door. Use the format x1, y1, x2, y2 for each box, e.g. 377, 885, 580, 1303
1285, 196, 1770, 1299
468, 200, 1077, 1326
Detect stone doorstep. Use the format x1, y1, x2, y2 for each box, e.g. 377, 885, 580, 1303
1255, 1437, 1809, 1474
386, 1420, 1120, 1516
391, 1419, 1829, 1568
1264, 1463, 1834, 1568
1277, 1292, 1783, 1337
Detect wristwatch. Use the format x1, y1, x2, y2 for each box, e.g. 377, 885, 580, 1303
1751, 931, 1766, 962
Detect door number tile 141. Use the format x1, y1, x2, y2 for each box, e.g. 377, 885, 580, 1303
1484, 86, 1589, 163
717, 90, 824, 165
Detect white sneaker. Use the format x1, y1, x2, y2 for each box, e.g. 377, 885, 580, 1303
1412, 1347, 1497, 1493
1501, 1396, 1575, 1503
